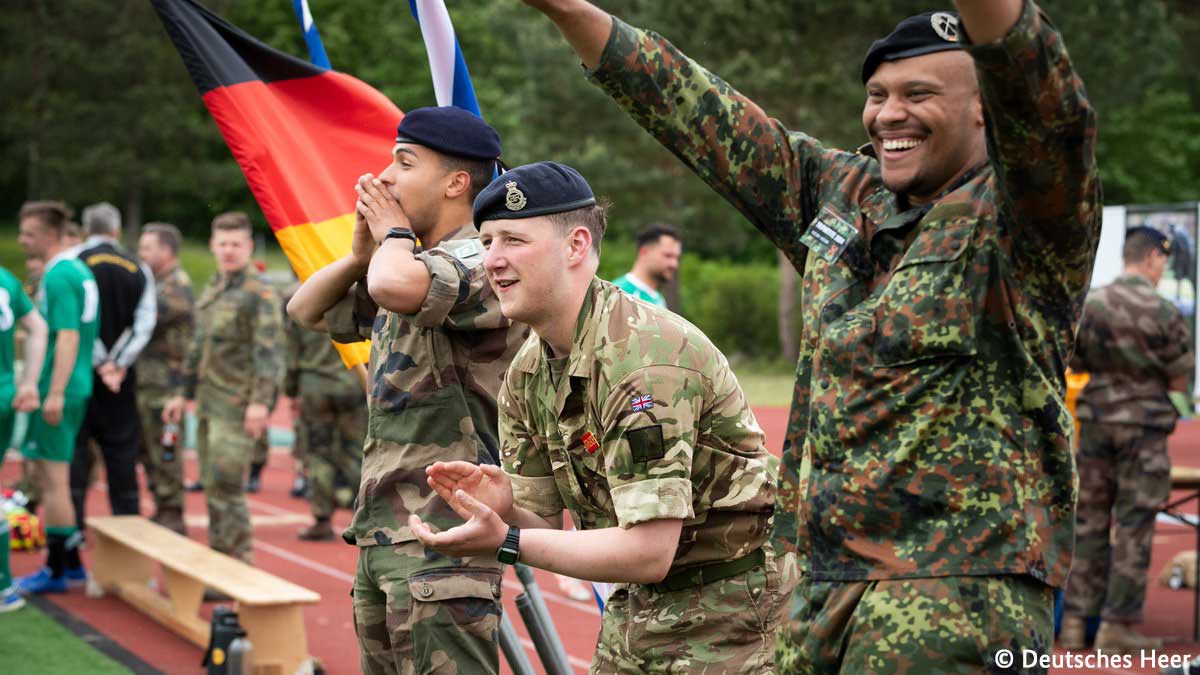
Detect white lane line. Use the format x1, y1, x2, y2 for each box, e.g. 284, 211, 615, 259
252, 539, 355, 583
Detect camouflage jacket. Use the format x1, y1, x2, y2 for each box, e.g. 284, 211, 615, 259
138, 264, 195, 406
501, 278, 774, 571
179, 268, 283, 419
285, 312, 361, 400
588, 0, 1100, 585
327, 223, 528, 547
1072, 274, 1193, 431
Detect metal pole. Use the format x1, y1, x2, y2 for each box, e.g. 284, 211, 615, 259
499, 612, 536, 675
515, 593, 570, 675
514, 563, 573, 675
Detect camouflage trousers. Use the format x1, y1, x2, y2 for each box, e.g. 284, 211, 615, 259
592, 548, 792, 673
252, 430, 269, 467
352, 541, 502, 675
1065, 422, 1170, 623
776, 574, 1053, 674
136, 397, 184, 513
298, 392, 364, 520
196, 415, 253, 563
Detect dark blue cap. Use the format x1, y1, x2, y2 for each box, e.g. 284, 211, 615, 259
862, 11, 964, 83
394, 106, 501, 160
1126, 226, 1172, 254
473, 162, 595, 227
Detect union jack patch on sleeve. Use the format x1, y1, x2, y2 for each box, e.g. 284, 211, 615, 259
631, 394, 654, 412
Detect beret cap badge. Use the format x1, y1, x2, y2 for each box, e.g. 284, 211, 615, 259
930, 12, 960, 42
505, 181, 527, 211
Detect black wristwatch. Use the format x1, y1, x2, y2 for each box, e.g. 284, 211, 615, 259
384, 227, 417, 244
496, 526, 520, 565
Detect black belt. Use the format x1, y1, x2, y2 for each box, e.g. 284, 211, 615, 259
648, 548, 766, 593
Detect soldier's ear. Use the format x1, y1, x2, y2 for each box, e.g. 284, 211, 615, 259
444, 170, 471, 200
566, 226, 592, 266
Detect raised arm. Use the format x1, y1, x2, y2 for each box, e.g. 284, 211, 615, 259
288, 205, 376, 329
954, 0, 1022, 44
520, 0, 611, 68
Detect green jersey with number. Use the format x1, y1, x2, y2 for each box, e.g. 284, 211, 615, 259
612, 273, 666, 307
0, 266, 35, 399
37, 253, 99, 400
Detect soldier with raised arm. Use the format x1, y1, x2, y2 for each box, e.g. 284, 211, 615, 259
519, 0, 1099, 671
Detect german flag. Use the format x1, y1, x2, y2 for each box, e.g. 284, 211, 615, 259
153, 0, 399, 367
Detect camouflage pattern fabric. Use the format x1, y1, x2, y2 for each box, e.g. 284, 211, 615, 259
251, 432, 269, 467
1072, 273, 1194, 431
1064, 422, 1170, 623
352, 541, 501, 675
137, 264, 194, 513
196, 415, 253, 562
777, 574, 1052, 674
178, 268, 283, 420
326, 223, 525, 672
501, 278, 775, 569
587, 0, 1099, 587
180, 267, 282, 561
325, 224, 526, 547
594, 548, 792, 673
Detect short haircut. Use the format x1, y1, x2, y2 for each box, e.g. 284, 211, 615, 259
65, 222, 82, 241
143, 222, 182, 255
635, 222, 682, 250
18, 200, 73, 233
82, 202, 122, 236
441, 155, 496, 203
1123, 228, 1169, 264
546, 197, 610, 255
212, 211, 253, 235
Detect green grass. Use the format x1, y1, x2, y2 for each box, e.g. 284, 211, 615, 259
733, 363, 797, 409
0, 602, 131, 674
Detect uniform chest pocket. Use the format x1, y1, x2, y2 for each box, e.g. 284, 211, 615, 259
207, 297, 246, 340
549, 426, 613, 523
874, 222, 978, 368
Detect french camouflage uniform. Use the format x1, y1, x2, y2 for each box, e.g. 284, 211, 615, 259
586, 1, 1099, 671
137, 263, 195, 520
284, 308, 364, 522
326, 224, 527, 675
179, 267, 283, 562
502, 278, 787, 673
1067, 273, 1194, 623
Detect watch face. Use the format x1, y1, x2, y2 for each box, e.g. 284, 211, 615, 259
497, 547, 518, 565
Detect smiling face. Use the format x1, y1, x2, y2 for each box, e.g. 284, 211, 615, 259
863, 50, 987, 204
480, 216, 570, 328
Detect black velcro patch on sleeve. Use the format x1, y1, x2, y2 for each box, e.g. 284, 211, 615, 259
627, 425, 665, 463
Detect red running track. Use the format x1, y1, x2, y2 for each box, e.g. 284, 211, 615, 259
5, 406, 1200, 674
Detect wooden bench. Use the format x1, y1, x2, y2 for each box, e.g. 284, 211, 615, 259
87, 516, 321, 675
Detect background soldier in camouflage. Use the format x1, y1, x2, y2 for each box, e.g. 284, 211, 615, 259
284, 294, 365, 541
1063, 227, 1194, 653
288, 107, 523, 674
164, 212, 283, 563
136, 222, 195, 535
413, 162, 789, 673
521, 0, 1099, 671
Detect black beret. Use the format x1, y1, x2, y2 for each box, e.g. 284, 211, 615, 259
394, 106, 501, 160
862, 11, 964, 84
1126, 226, 1172, 254
473, 162, 595, 227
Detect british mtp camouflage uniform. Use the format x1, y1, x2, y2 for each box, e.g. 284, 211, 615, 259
326, 224, 527, 675
179, 267, 283, 562
284, 311, 364, 523
1066, 273, 1193, 623
501, 278, 788, 673
586, 1, 1099, 671
137, 263, 194, 525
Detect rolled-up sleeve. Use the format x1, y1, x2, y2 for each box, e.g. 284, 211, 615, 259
326, 282, 376, 344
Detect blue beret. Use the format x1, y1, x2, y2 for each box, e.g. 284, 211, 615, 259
862, 11, 964, 84
394, 106, 501, 160
473, 162, 595, 227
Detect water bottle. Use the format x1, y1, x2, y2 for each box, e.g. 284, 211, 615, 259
227, 630, 253, 675
161, 422, 179, 463
1169, 563, 1186, 590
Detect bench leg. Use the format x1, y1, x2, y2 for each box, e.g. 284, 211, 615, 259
162, 567, 204, 619
238, 604, 311, 675
91, 533, 156, 589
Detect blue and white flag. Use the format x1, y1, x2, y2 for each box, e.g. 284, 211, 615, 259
292, 0, 331, 68
407, 0, 481, 116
